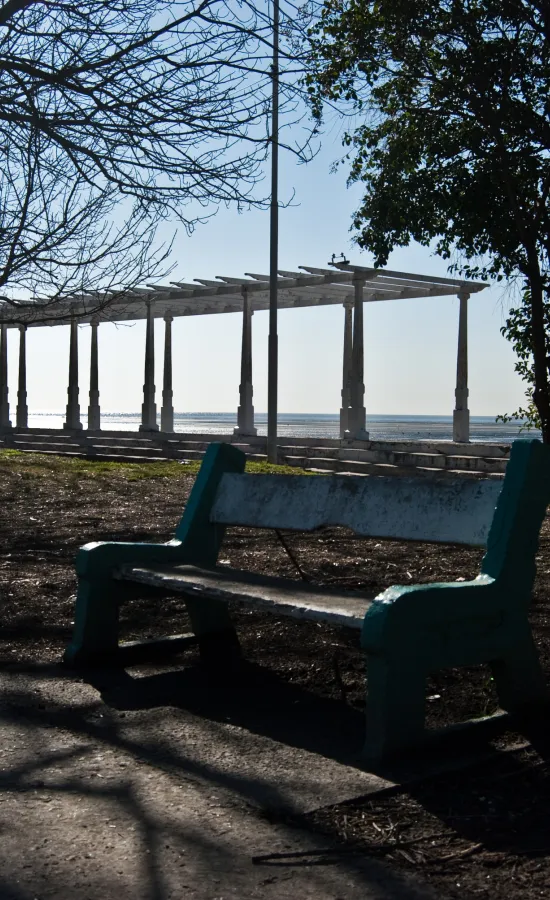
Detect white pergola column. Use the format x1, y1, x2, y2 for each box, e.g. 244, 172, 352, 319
64, 314, 82, 430
87, 319, 101, 431
160, 315, 174, 433
234, 289, 257, 437
140, 300, 158, 432
346, 278, 369, 441
16, 325, 28, 429
453, 292, 470, 443
339, 301, 353, 438
0, 324, 12, 429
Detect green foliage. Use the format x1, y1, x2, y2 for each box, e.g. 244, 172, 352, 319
307, 0, 550, 437
0, 450, 311, 481
497, 285, 550, 430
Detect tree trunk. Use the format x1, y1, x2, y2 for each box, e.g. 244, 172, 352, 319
527, 260, 550, 443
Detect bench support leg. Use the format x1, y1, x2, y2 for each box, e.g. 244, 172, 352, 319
183, 597, 241, 667
490, 623, 547, 713
363, 653, 426, 762
64, 577, 124, 666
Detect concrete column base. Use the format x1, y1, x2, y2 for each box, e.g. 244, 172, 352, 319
88, 409, 101, 431
140, 393, 158, 431
0, 405, 12, 429
16, 388, 28, 428
339, 406, 351, 439
16, 407, 28, 429
453, 408, 470, 443
64, 394, 82, 430
88, 388, 100, 431
0, 385, 11, 428
346, 404, 369, 441
160, 401, 174, 433
139, 415, 159, 432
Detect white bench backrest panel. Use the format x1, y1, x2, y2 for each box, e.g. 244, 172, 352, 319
211, 474, 503, 546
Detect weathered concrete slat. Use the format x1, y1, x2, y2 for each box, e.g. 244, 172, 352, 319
118, 564, 375, 629
211, 473, 503, 546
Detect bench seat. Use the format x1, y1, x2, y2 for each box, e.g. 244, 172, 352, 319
117, 563, 376, 629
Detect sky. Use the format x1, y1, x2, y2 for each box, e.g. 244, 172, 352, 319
5, 130, 527, 419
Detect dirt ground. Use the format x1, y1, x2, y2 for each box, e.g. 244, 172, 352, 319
1, 452, 550, 900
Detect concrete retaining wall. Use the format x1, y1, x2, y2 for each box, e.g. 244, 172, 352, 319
0, 427, 511, 476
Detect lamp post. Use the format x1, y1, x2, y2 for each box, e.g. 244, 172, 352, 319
267, 0, 279, 463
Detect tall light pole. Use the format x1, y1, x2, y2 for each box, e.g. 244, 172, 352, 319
267, 0, 279, 463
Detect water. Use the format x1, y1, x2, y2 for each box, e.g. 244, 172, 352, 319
25, 411, 537, 443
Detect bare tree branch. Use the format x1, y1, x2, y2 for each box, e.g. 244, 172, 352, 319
0, 0, 314, 315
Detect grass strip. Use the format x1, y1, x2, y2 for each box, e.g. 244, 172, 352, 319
0, 448, 311, 480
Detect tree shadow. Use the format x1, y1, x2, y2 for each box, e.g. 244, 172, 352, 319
401, 723, 550, 859
298, 721, 550, 884
0, 670, 439, 900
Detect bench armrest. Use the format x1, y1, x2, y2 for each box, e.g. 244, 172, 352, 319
76, 539, 186, 579
361, 574, 503, 654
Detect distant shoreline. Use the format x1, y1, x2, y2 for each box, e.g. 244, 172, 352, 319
22, 411, 537, 444
26, 411, 523, 421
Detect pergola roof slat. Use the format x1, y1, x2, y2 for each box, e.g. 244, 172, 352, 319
332, 262, 486, 291
0, 262, 488, 327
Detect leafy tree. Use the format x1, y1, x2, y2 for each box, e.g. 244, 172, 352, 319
0, 0, 307, 320
498, 286, 550, 430
307, 0, 550, 440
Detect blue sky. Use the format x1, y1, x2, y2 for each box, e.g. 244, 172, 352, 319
6, 130, 526, 419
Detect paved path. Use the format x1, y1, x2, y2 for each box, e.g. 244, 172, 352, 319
0, 665, 442, 900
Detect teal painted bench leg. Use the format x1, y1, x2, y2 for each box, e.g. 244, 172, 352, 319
65, 568, 122, 666
182, 596, 241, 667
363, 650, 426, 762
490, 619, 547, 713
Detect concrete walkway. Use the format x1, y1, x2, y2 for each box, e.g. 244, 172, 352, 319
0, 665, 442, 900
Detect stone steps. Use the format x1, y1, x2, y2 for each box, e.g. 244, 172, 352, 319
381, 450, 506, 474
284, 455, 406, 477
279, 443, 507, 474
0, 429, 508, 476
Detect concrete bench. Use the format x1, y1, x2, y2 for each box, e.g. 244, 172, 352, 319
64, 439, 550, 761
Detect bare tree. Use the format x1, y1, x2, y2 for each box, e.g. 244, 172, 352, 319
0, 0, 310, 321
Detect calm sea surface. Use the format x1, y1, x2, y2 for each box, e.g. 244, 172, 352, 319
26, 412, 537, 443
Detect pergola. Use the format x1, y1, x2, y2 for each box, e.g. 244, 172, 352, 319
0, 263, 487, 442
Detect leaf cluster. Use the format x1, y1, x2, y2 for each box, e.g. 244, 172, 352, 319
308, 0, 550, 273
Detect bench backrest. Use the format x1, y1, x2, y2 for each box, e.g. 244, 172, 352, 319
210, 472, 502, 546
175, 438, 550, 593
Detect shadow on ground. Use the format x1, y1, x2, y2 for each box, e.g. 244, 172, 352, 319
0, 664, 440, 900
88, 660, 367, 765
